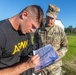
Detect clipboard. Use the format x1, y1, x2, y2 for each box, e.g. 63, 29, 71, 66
33, 44, 59, 73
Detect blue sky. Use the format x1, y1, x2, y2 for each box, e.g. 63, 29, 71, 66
0, 0, 76, 28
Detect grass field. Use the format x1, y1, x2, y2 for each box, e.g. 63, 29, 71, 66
62, 35, 76, 75
63, 35, 76, 61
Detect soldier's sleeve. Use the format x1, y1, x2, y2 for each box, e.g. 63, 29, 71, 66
59, 29, 68, 57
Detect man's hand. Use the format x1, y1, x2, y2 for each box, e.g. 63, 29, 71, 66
27, 54, 40, 68
55, 50, 62, 62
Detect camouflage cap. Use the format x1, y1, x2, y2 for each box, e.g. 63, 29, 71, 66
46, 4, 60, 18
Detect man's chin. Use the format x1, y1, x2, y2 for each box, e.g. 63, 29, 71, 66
47, 24, 51, 26
47, 23, 53, 26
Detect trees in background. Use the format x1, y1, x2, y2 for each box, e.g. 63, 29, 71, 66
65, 25, 76, 35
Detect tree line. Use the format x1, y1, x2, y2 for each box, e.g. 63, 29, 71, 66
65, 25, 76, 35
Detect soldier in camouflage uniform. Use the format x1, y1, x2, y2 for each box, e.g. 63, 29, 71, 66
34, 4, 68, 75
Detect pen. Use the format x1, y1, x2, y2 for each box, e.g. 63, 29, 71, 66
28, 55, 32, 57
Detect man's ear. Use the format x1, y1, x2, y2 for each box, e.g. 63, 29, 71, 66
23, 11, 28, 16
21, 11, 29, 19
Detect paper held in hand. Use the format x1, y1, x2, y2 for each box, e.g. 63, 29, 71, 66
33, 44, 59, 72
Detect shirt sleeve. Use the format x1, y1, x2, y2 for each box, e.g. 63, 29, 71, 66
59, 29, 68, 57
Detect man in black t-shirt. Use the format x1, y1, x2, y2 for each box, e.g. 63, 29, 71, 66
0, 5, 44, 75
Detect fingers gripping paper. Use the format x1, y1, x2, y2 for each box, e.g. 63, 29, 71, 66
33, 44, 59, 72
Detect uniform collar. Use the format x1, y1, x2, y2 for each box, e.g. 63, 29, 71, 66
45, 23, 55, 31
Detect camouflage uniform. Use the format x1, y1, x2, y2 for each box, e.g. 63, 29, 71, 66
34, 24, 68, 75
34, 4, 68, 75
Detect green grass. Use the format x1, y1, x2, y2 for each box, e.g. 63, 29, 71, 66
62, 35, 76, 75
63, 35, 76, 61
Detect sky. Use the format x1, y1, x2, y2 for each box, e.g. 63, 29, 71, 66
0, 0, 76, 28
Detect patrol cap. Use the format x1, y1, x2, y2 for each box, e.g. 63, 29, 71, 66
46, 4, 60, 18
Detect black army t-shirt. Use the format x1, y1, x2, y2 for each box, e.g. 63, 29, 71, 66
0, 19, 33, 75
